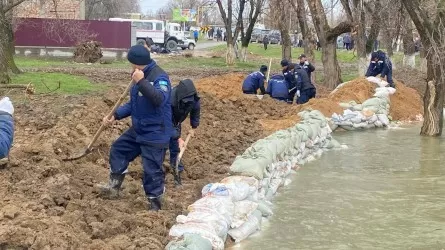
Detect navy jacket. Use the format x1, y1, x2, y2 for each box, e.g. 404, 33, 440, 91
0, 112, 14, 158
266, 75, 289, 99
282, 64, 297, 89
295, 65, 315, 91
115, 61, 173, 147
365, 51, 394, 84
171, 79, 201, 138
299, 62, 315, 81
242, 71, 266, 94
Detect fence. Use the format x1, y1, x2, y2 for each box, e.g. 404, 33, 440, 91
14, 18, 132, 49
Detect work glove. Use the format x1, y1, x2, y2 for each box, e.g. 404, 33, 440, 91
0, 97, 14, 116
296, 90, 301, 97
304, 61, 309, 66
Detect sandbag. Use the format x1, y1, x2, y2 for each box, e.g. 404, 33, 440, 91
231, 200, 259, 228
257, 200, 273, 217
202, 182, 256, 202
165, 233, 213, 250
377, 114, 390, 126
176, 212, 230, 239
188, 196, 234, 226
230, 156, 267, 179
169, 222, 224, 250
228, 210, 262, 243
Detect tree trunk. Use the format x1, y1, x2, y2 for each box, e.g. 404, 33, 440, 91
322, 40, 342, 88
226, 43, 236, 65
0, 11, 11, 84
280, 29, 292, 60
402, 16, 416, 68
240, 45, 248, 62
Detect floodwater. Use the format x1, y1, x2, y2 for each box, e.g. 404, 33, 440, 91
237, 126, 445, 250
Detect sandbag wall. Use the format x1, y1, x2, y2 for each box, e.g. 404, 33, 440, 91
166, 110, 343, 250
330, 77, 396, 131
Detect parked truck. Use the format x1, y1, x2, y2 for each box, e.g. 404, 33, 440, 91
109, 18, 188, 51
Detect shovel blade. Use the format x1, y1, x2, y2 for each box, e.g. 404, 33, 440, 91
62, 148, 90, 161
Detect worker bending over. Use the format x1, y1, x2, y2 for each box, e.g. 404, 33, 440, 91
101, 45, 173, 211
170, 79, 200, 186
266, 75, 289, 102
294, 65, 316, 104
242, 65, 268, 95
365, 50, 395, 88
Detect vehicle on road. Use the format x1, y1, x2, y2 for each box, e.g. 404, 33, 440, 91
179, 38, 196, 50
268, 30, 281, 44
109, 18, 186, 51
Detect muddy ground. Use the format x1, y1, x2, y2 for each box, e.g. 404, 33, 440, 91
0, 65, 424, 249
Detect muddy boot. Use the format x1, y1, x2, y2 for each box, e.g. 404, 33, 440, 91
0, 157, 8, 169
98, 173, 125, 199
148, 196, 163, 211
171, 164, 183, 187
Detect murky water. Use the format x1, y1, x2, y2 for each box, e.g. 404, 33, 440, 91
236, 126, 445, 250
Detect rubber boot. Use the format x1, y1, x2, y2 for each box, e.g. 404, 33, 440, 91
148, 196, 162, 211
98, 173, 125, 199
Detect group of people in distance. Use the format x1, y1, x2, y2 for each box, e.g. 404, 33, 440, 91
242, 49, 395, 104
242, 54, 316, 104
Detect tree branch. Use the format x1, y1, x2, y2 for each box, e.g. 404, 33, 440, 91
4, 0, 28, 13
327, 21, 353, 41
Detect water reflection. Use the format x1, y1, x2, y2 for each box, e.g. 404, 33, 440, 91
236, 126, 445, 250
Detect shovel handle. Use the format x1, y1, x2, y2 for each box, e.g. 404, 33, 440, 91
86, 80, 134, 150
175, 132, 193, 167
266, 58, 272, 82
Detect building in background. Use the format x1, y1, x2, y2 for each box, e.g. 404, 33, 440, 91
14, 0, 85, 20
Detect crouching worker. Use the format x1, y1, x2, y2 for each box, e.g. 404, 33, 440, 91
170, 79, 200, 186
242, 65, 268, 95
101, 45, 173, 211
365, 50, 395, 88
0, 97, 14, 167
266, 75, 289, 102
294, 65, 316, 104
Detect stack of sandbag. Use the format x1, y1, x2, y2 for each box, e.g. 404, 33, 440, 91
166, 110, 341, 249
330, 77, 396, 131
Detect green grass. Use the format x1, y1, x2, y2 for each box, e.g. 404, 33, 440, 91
11, 72, 102, 95
160, 56, 260, 71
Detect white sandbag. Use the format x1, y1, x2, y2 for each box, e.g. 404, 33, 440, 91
386, 87, 396, 95
202, 182, 255, 202
367, 114, 378, 124
352, 104, 363, 111
266, 178, 282, 198
232, 200, 259, 228
188, 196, 235, 225
374, 120, 383, 127
377, 114, 390, 126
257, 200, 273, 217
165, 233, 213, 250
340, 125, 355, 131
353, 122, 367, 129
176, 212, 230, 239
366, 76, 388, 87
169, 222, 225, 250
228, 210, 262, 243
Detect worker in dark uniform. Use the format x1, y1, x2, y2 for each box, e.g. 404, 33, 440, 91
365, 50, 395, 88
281, 59, 297, 104
242, 65, 268, 95
266, 75, 289, 102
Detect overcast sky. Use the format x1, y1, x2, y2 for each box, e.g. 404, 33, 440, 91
140, 0, 168, 14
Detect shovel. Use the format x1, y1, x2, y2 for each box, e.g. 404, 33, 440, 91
63, 80, 134, 161
173, 131, 193, 186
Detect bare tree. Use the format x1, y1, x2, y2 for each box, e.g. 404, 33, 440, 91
402, 0, 445, 136
85, 0, 140, 20
239, 0, 266, 61
270, 0, 292, 60
307, 0, 353, 89
216, 0, 236, 65
0, 0, 29, 84
401, 8, 416, 68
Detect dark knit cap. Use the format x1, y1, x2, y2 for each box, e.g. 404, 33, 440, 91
280, 59, 289, 67
260, 65, 268, 73
127, 45, 152, 65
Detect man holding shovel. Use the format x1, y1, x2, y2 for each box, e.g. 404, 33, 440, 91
0, 97, 14, 167
101, 45, 173, 211
170, 79, 200, 186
